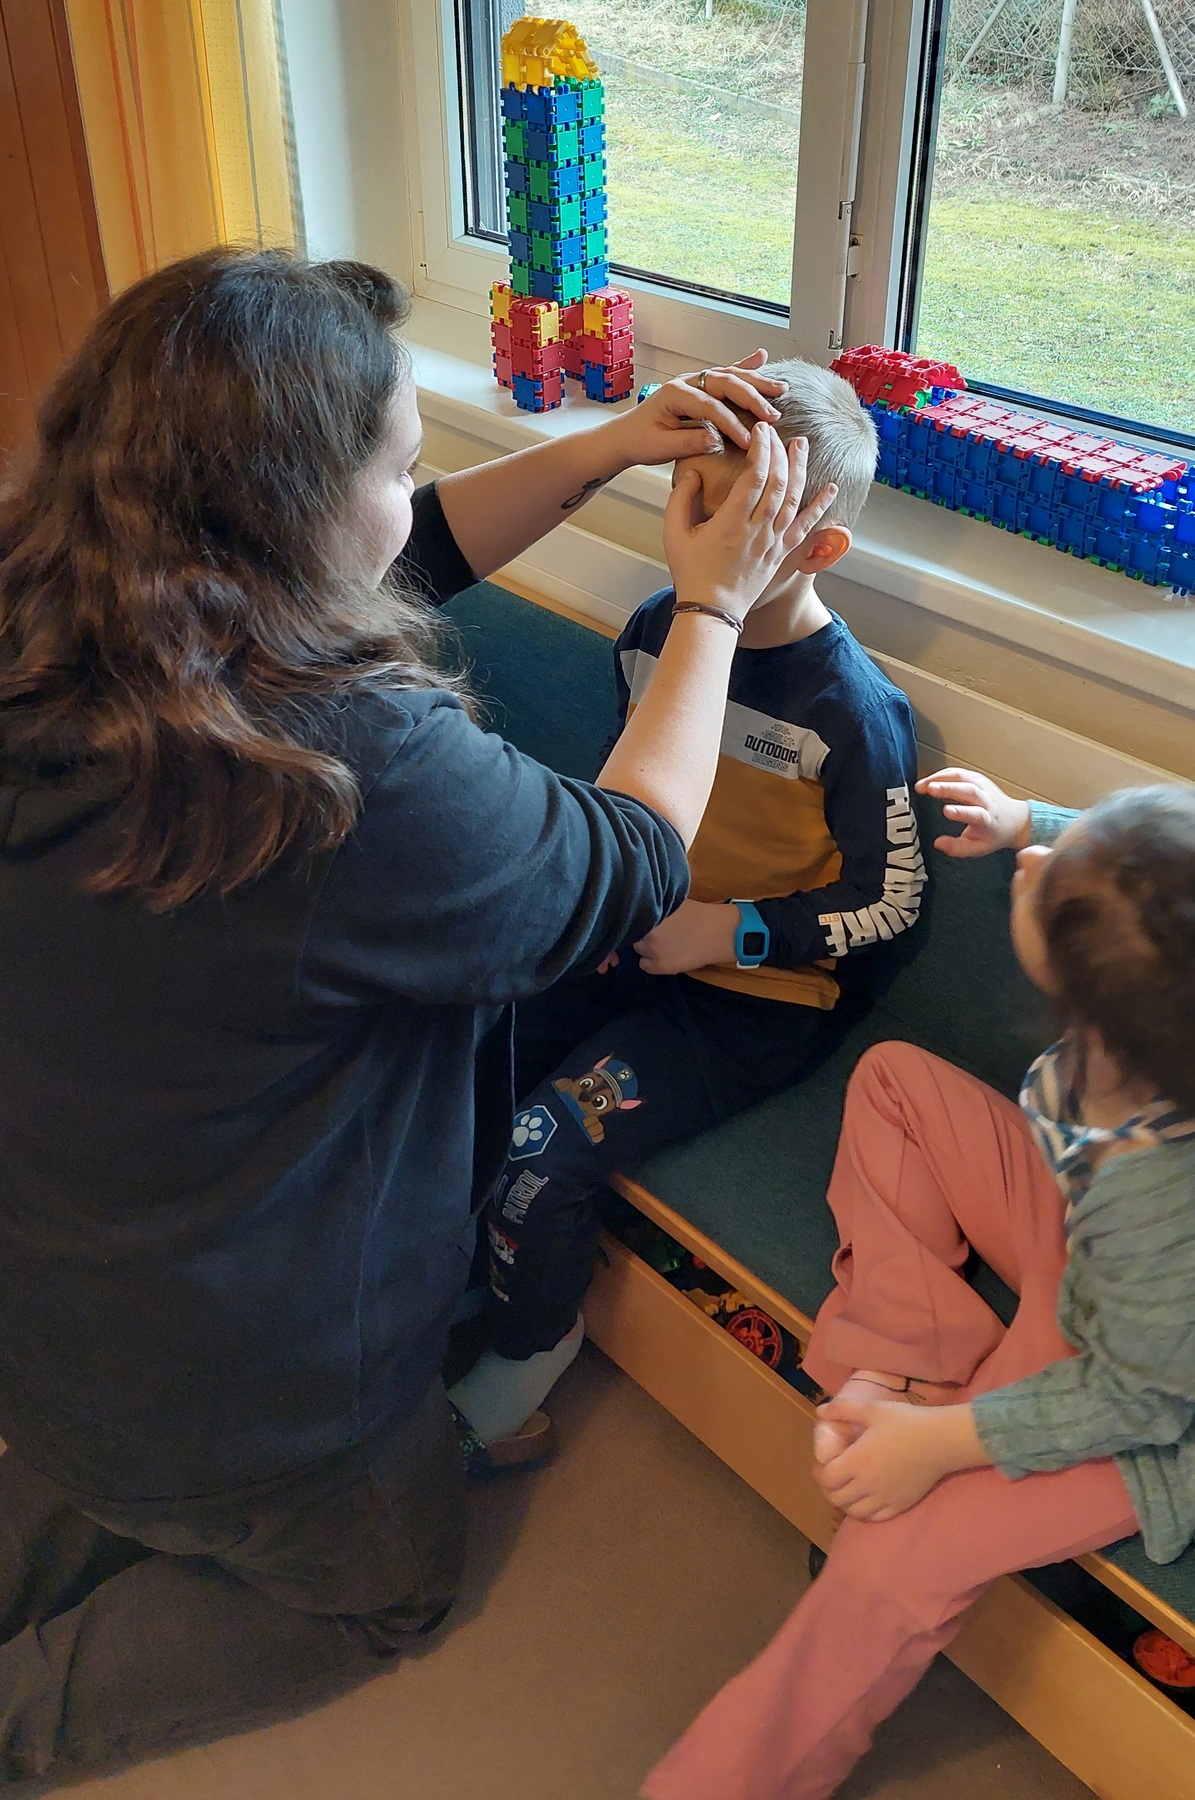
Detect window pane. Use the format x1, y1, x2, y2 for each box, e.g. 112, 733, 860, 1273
461, 0, 806, 310
914, 0, 1195, 441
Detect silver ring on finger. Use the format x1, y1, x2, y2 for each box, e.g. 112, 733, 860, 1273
695, 369, 709, 390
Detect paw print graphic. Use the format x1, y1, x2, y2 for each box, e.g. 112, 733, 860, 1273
508, 1105, 557, 1160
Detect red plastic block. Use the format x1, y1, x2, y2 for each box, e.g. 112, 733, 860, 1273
494, 351, 513, 389
583, 286, 633, 333
511, 337, 562, 377
490, 319, 512, 359
560, 300, 586, 339
581, 329, 632, 367
830, 345, 966, 410
509, 295, 560, 347
562, 336, 586, 378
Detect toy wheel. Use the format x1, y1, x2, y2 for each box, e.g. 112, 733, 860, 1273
726, 1306, 784, 1368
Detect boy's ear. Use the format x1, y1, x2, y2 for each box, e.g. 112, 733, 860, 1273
798, 523, 851, 572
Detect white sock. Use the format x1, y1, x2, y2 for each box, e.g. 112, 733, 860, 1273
449, 1316, 584, 1444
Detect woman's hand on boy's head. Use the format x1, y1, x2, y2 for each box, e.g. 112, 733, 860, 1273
915, 769, 1032, 859
601, 351, 786, 472
664, 427, 837, 621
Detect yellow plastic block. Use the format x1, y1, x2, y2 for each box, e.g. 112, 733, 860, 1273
491, 280, 513, 324
583, 292, 610, 333
512, 295, 560, 344
501, 17, 598, 88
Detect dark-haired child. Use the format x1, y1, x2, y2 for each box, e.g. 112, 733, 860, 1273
645, 779, 1195, 1800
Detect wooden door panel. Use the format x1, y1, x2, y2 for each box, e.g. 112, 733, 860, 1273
0, 0, 105, 460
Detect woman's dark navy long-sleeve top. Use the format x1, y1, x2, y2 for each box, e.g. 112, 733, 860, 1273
0, 488, 688, 1502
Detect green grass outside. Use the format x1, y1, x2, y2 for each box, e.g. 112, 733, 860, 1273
603, 89, 1195, 436
919, 198, 1195, 434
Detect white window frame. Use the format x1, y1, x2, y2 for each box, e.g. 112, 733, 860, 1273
398, 0, 903, 369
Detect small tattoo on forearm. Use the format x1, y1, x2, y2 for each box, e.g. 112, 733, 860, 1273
561, 476, 607, 511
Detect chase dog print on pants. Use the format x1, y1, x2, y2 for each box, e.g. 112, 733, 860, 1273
552, 1056, 642, 1145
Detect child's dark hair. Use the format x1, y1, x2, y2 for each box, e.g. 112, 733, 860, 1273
1038, 786, 1195, 1112
0, 248, 465, 913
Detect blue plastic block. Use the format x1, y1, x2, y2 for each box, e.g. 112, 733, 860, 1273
512, 373, 543, 407
877, 443, 900, 484
1129, 493, 1171, 536
528, 267, 558, 300
559, 233, 583, 267
501, 86, 525, 122
1091, 521, 1126, 569
583, 361, 631, 401
958, 476, 992, 516
505, 157, 528, 195
1096, 483, 1135, 524
583, 259, 609, 290
580, 120, 604, 155
931, 468, 960, 507
523, 88, 550, 128
1055, 507, 1088, 553
525, 126, 549, 162
509, 229, 530, 263
528, 200, 550, 233
991, 487, 1018, 528
582, 191, 608, 226
1123, 533, 1168, 582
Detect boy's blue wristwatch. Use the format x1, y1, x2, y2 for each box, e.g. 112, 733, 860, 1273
730, 900, 770, 969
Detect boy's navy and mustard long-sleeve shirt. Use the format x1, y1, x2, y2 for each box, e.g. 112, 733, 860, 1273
615, 590, 925, 1008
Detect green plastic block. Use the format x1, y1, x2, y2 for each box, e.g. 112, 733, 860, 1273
509, 258, 533, 296
529, 163, 550, 202
584, 224, 607, 260
555, 195, 581, 234
554, 122, 580, 162
507, 192, 529, 233
559, 265, 583, 303
579, 155, 605, 195
503, 119, 527, 159
530, 231, 554, 272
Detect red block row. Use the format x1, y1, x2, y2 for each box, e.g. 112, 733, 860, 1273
917, 390, 1187, 491
832, 345, 966, 411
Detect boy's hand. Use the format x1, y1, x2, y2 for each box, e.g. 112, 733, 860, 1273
813, 1400, 988, 1522
915, 769, 1032, 858
664, 426, 836, 622
598, 351, 786, 471
634, 899, 738, 976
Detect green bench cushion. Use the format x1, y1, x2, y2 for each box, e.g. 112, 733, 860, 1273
445, 581, 1195, 1628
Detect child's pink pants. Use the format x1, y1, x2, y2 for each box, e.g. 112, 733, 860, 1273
642, 1042, 1137, 1800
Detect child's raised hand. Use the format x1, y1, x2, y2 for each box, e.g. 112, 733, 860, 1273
603, 350, 787, 470
915, 769, 1032, 859
813, 1399, 987, 1522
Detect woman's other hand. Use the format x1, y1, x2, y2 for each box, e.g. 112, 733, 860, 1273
599, 351, 786, 470
664, 425, 836, 622
915, 769, 1032, 858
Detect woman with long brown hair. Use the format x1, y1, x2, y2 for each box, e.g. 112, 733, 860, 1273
0, 247, 834, 1780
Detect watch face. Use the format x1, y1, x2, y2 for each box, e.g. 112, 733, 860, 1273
740, 930, 766, 959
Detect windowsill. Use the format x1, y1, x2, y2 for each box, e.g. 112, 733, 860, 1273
409, 298, 1195, 715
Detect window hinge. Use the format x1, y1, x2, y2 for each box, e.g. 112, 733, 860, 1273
846, 237, 863, 281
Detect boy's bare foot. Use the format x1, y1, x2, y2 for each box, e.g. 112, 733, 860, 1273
813, 1368, 961, 1463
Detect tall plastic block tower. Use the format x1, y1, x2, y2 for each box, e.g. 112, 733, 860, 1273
492, 17, 634, 414
832, 346, 1194, 596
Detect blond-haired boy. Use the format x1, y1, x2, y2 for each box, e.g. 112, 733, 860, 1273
451, 358, 926, 1447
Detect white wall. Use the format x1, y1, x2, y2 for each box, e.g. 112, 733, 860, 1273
277, 0, 414, 279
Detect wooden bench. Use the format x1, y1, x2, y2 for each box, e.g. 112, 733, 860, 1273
445, 580, 1195, 1800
